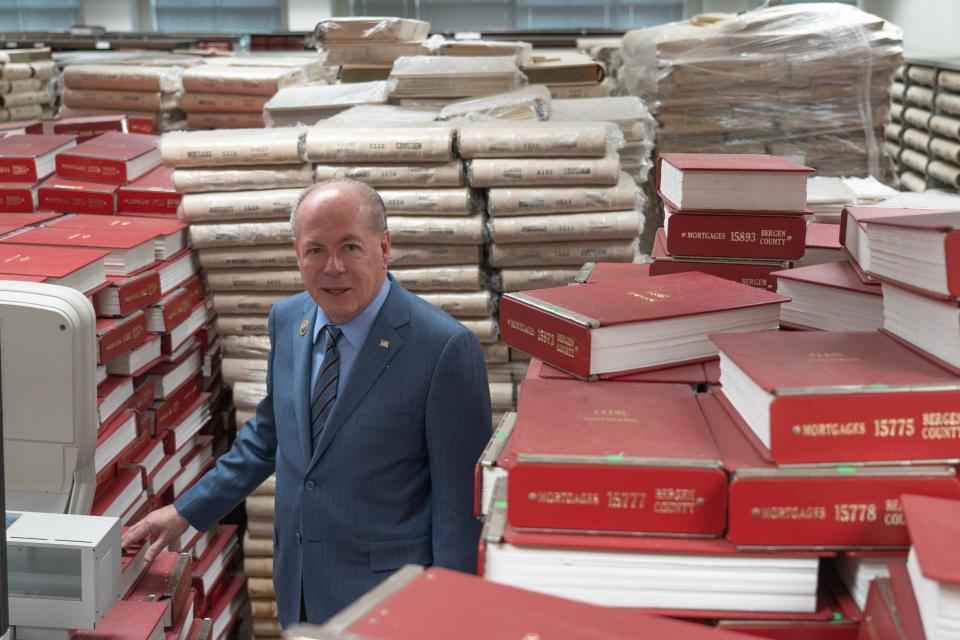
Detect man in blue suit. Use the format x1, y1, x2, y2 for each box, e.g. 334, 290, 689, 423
124, 180, 491, 626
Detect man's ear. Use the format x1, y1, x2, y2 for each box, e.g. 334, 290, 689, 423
380, 231, 392, 267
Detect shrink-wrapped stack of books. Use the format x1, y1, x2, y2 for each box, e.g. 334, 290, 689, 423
883, 58, 960, 194
0, 48, 55, 124
242, 475, 281, 637
387, 55, 525, 109
315, 17, 432, 84
520, 50, 608, 100
264, 81, 391, 127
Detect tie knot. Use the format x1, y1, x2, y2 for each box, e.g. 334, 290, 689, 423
324, 324, 342, 345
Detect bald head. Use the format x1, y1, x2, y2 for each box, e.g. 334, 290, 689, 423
291, 179, 387, 239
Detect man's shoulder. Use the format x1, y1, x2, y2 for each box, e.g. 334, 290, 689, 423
392, 284, 471, 343
272, 291, 313, 323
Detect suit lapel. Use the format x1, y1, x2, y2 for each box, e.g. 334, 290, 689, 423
308, 285, 409, 469
293, 298, 316, 466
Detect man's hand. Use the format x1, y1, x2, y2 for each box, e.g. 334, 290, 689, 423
122, 504, 191, 564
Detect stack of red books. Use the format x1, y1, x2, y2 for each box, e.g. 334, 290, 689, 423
0, 133, 76, 213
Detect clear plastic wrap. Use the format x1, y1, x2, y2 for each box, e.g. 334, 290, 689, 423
218, 315, 270, 334
188, 220, 292, 249
180, 92, 270, 113
390, 266, 486, 292
0, 79, 42, 95
388, 56, 524, 99
620, 3, 903, 179
488, 209, 642, 244
205, 55, 327, 83
457, 122, 622, 159
0, 90, 50, 109
433, 39, 532, 64
388, 243, 481, 267
62, 64, 183, 92
198, 244, 298, 269
30, 61, 55, 81
206, 268, 303, 292
223, 357, 269, 384
160, 126, 305, 168
174, 164, 313, 193
322, 42, 430, 67
378, 187, 483, 216
222, 335, 271, 360
305, 124, 455, 163
212, 292, 286, 314
179, 188, 305, 223
63, 88, 178, 112
386, 215, 485, 245
494, 267, 581, 292
263, 81, 390, 126
467, 155, 620, 188
327, 104, 438, 122
437, 85, 551, 122
233, 381, 267, 410
313, 18, 431, 44
0, 104, 43, 122
0, 64, 32, 81
416, 291, 492, 318
186, 111, 265, 130
488, 238, 637, 267
520, 51, 606, 85
182, 65, 305, 96
313, 161, 464, 187
487, 172, 640, 216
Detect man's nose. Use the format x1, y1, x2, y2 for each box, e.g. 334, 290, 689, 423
324, 253, 346, 274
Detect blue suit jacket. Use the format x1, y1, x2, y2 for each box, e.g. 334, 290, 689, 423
175, 280, 491, 626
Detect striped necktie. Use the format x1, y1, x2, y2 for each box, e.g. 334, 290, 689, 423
310, 324, 342, 451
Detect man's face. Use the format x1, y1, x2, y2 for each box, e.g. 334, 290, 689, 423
294, 188, 391, 325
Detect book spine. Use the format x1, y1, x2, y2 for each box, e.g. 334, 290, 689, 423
508, 463, 727, 535
39, 187, 115, 214
161, 279, 205, 331
155, 371, 203, 431
727, 474, 960, 547
0, 186, 35, 212
115, 272, 162, 317
128, 119, 157, 134
126, 379, 156, 417
861, 580, 902, 640
947, 230, 960, 297
56, 155, 129, 184
666, 214, 806, 260
100, 314, 148, 364
498, 295, 592, 378
0, 159, 38, 182
54, 122, 125, 140
118, 189, 181, 215
770, 391, 960, 463
649, 259, 779, 291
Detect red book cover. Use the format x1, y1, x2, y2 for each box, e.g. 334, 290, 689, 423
701, 391, 960, 548
52, 114, 127, 140
508, 379, 726, 535
153, 370, 203, 431
91, 466, 143, 518
806, 222, 842, 250
126, 376, 158, 416
96, 269, 162, 316
859, 578, 906, 640
72, 599, 166, 640
0, 182, 37, 213
96, 310, 147, 364
96, 409, 139, 469
0, 134, 76, 182
191, 524, 239, 602
665, 209, 807, 260
711, 331, 960, 464
205, 574, 246, 632
120, 533, 149, 597
118, 166, 181, 215
0, 120, 44, 135
0, 211, 59, 227
773, 261, 882, 296
97, 375, 134, 425
151, 275, 205, 332
531, 356, 710, 385
886, 562, 927, 639
48, 212, 186, 260
55, 131, 160, 184
575, 261, 651, 284
0, 243, 108, 286
864, 211, 960, 299
160, 301, 209, 355
36, 174, 118, 214
499, 271, 787, 378
165, 591, 196, 640
156, 248, 200, 294
3, 218, 158, 251
902, 494, 960, 585
126, 551, 193, 627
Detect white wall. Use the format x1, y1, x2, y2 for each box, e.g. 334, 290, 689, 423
81, 0, 137, 31
859, 0, 960, 57
286, 0, 333, 31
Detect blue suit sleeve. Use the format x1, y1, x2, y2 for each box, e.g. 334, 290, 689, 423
424, 327, 491, 573
174, 305, 279, 531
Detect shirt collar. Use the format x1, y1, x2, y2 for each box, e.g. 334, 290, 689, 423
313, 277, 391, 349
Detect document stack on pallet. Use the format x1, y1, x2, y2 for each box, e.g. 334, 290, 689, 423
314, 17, 431, 84
620, 4, 902, 191
181, 63, 308, 130
243, 475, 282, 638
60, 62, 187, 133
884, 58, 960, 194
521, 50, 609, 99
650, 153, 813, 294
0, 48, 56, 124
387, 55, 525, 107
264, 81, 391, 126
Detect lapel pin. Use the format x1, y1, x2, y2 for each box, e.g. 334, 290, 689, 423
379, 339, 390, 349
299, 320, 309, 336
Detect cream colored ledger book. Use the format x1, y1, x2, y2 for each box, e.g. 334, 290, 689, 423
180, 92, 269, 113
487, 172, 637, 216
62, 64, 182, 92
234, 382, 267, 410
62, 88, 177, 111
326, 104, 438, 123
548, 84, 609, 99
460, 318, 497, 343
417, 291, 492, 318
488, 238, 636, 267
264, 81, 389, 125
521, 51, 605, 85
219, 314, 270, 335
305, 125, 454, 163
188, 220, 292, 249
484, 343, 509, 363
387, 215, 485, 245
245, 517, 273, 538
437, 85, 551, 122
243, 534, 273, 557
467, 154, 620, 187
222, 335, 271, 359
388, 243, 481, 267
0, 64, 32, 81
314, 161, 463, 187
322, 42, 429, 66
205, 269, 303, 292
160, 128, 304, 168
436, 40, 532, 62
198, 245, 297, 269
180, 188, 304, 223
390, 266, 485, 292
212, 292, 286, 314
1, 91, 50, 108
378, 188, 481, 216
0, 79, 43, 94
186, 112, 264, 130
206, 55, 324, 82
388, 56, 521, 98
489, 210, 641, 244
498, 268, 580, 292
0, 104, 43, 121
314, 17, 430, 43
244, 492, 273, 517
457, 122, 614, 159
247, 577, 275, 599
250, 597, 277, 616
182, 65, 303, 96
174, 164, 313, 193
223, 358, 269, 384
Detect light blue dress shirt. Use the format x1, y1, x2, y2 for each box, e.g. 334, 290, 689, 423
310, 278, 391, 395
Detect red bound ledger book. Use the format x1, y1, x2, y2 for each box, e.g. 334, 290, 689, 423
860, 578, 908, 640
863, 210, 960, 300
573, 261, 651, 284
206, 575, 247, 637
56, 131, 160, 184
664, 206, 808, 261
886, 562, 927, 640
52, 114, 127, 140
0, 243, 107, 291
499, 271, 786, 378
651, 228, 787, 291
507, 379, 726, 535
903, 494, 960, 637
792, 221, 844, 268
185, 619, 212, 640
165, 591, 195, 640
155, 249, 199, 294
72, 599, 167, 640
127, 551, 194, 628
306, 565, 765, 640
96, 310, 148, 364
531, 354, 711, 385
882, 280, 960, 375
0, 134, 76, 182
120, 532, 149, 597
148, 344, 202, 399
37, 175, 118, 214
96, 269, 162, 317
92, 466, 143, 518
49, 213, 186, 260
161, 301, 210, 355
474, 412, 515, 517
3, 222, 159, 274
96, 410, 139, 474
98, 375, 134, 425
118, 166, 181, 216
0, 182, 37, 213
710, 331, 960, 465
0, 211, 59, 227
146, 275, 205, 333
0, 120, 43, 135
772, 261, 883, 332
191, 525, 239, 610
700, 391, 960, 548
656, 153, 813, 212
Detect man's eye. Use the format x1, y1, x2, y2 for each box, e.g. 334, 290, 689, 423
344, 244, 360, 252
306, 247, 322, 255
